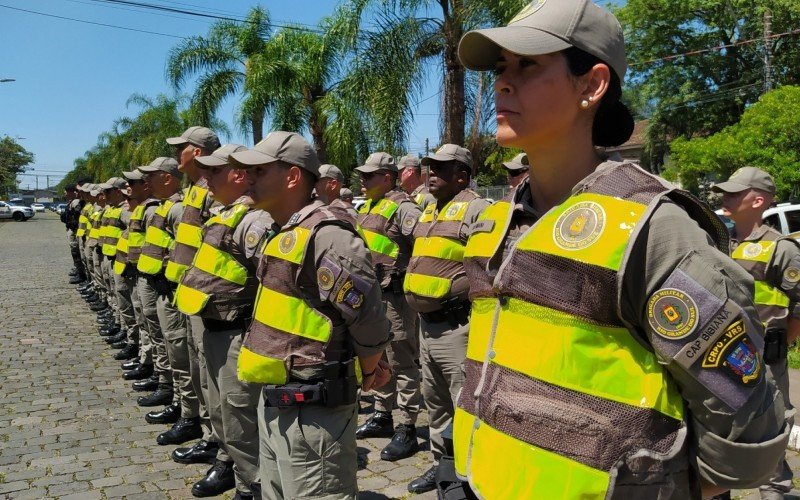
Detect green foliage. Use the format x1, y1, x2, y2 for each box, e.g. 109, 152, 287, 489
476, 144, 522, 187
0, 136, 35, 197
667, 86, 800, 198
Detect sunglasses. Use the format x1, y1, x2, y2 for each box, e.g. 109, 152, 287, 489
507, 169, 527, 178
359, 171, 385, 180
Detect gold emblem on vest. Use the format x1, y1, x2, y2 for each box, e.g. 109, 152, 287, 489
279, 231, 296, 254
784, 267, 800, 283
553, 201, 605, 250
742, 242, 763, 258
317, 267, 335, 291
647, 288, 699, 339
445, 203, 460, 219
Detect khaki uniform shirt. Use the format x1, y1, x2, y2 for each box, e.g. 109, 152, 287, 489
410, 184, 436, 211
364, 189, 422, 287
498, 169, 790, 489
328, 198, 358, 224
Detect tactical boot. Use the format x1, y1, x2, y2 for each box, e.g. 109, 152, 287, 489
408, 465, 438, 494
191, 460, 235, 497
132, 375, 159, 392
380, 424, 419, 461
137, 385, 173, 407
172, 439, 218, 464
124, 362, 154, 381
77, 283, 93, 292
114, 344, 138, 360
157, 417, 203, 445
105, 331, 127, 344
69, 275, 84, 284
110, 340, 128, 349
355, 411, 394, 439
89, 301, 109, 312
99, 327, 120, 337
146, 402, 180, 424
121, 359, 141, 371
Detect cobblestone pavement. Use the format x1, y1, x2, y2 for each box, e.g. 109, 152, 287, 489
0, 213, 798, 499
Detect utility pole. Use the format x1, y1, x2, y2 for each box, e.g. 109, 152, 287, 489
425, 138, 430, 155
764, 9, 774, 93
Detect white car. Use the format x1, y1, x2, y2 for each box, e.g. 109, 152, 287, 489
0, 201, 34, 221
716, 203, 800, 240
31, 203, 46, 212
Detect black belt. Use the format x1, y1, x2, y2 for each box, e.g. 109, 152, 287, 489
202, 316, 250, 332
262, 360, 359, 408
420, 298, 471, 328
764, 328, 788, 364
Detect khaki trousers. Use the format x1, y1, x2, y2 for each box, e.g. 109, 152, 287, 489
188, 315, 213, 441
100, 257, 119, 324
371, 291, 421, 425
137, 276, 169, 381
156, 294, 196, 417
68, 230, 85, 278
204, 327, 259, 493
761, 357, 793, 495
90, 247, 106, 301
113, 271, 141, 346
259, 395, 357, 500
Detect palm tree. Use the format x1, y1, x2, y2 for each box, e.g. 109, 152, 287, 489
165, 7, 271, 143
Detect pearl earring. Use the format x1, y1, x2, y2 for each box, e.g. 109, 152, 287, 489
580, 99, 590, 109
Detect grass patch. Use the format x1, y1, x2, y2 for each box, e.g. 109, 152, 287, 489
788, 343, 800, 369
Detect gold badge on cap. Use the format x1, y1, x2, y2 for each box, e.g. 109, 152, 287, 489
553, 201, 605, 251
510, 0, 547, 23
646, 288, 699, 340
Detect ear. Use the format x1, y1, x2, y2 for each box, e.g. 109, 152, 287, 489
286, 165, 304, 190
192, 146, 203, 158
752, 194, 766, 209
579, 63, 611, 109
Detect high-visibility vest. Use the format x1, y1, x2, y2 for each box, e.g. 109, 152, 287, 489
137, 194, 181, 275
403, 189, 480, 300
175, 204, 255, 319
76, 203, 93, 237
455, 164, 709, 498
732, 231, 792, 326
238, 204, 353, 384
100, 206, 124, 257
86, 207, 105, 245
122, 199, 159, 271
356, 190, 410, 268
166, 183, 209, 283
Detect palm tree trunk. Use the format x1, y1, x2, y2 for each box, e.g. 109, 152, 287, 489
309, 94, 328, 164
442, 14, 465, 145
251, 108, 265, 144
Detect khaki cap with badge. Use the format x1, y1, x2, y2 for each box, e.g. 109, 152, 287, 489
166, 126, 221, 151
711, 166, 776, 195
458, 0, 627, 80
421, 144, 473, 169
229, 131, 321, 178
100, 177, 128, 190
355, 152, 397, 173
319, 164, 345, 183
122, 169, 145, 181
138, 157, 183, 178
398, 154, 421, 170
194, 144, 248, 169
503, 153, 529, 172
89, 184, 103, 197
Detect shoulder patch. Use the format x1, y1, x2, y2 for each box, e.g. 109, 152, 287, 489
403, 216, 416, 229
784, 267, 800, 284
336, 279, 364, 309
317, 267, 335, 291
279, 231, 296, 254
647, 288, 699, 339
700, 319, 761, 387
245, 230, 260, 249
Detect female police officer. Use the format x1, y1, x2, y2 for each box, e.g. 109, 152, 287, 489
452, 0, 792, 498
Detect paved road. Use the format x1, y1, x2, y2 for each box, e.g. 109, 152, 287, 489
0, 212, 798, 499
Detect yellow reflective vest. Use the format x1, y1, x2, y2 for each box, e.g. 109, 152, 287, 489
356, 190, 410, 268
137, 195, 179, 275
731, 232, 791, 326
100, 206, 124, 257
76, 202, 93, 237
166, 183, 209, 283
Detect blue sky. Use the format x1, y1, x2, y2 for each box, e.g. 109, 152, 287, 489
0, 0, 443, 187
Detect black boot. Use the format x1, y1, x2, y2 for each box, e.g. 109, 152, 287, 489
110, 340, 128, 349
99, 326, 120, 337
90, 301, 109, 312
114, 344, 138, 360
146, 402, 181, 424
105, 331, 127, 344
191, 460, 235, 497
132, 375, 159, 392
123, 363, 154, 381
157, 417, 203, 445
69, 274, 84, 284
408, 465, 438, 493
355, 411, 394, 439
121, 359, 140, 370
380, 424, 419, 461
172, 439, 218, 464
137, 385, 173, 407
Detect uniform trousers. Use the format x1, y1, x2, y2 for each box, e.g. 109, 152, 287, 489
371, 291, 421, 425
137, 276, 170, 382
156, 294, 197, 417
259, 395, 358, 500
188, 315, 213, 441
419, 317, 468, 463
113, 270, 141, 346
204, 326, 259, 493
761, 357, 793, 496
89, 247, 106, 301
67, 230, 85, 278
77, 237, 88, 274
101, 257, 120, 324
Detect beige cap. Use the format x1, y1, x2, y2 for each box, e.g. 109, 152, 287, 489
89, 185, 102, 196
122, 170, 145, 181
712, 167, 776, 195
166, 126, 221, 151
503, 153, 529, 172
356, 152, 397, 173
398, 154, 421, 170
195, 144, 248, 169
100, 177, 128, 190
139, 157, 183, 178
340, 188, 354, 199
458, 0, 627, 81
229, 131, 321, 178
319, 164, 344, 182
421, 144, 473, 169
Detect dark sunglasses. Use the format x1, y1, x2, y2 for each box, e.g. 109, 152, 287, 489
359, 171, 384, 180
507, 169, 527, 178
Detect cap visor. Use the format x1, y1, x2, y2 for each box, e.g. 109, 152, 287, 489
503, 163, 527, 171
711, 182, 749, 193
122, 171, 142, 180
459, 26, 572, 70
420, 153, 455, 166
138, 165, 160, 173
228, 149, 279, 168
166, 137, 189, 146
355, 165, 382, 173
194, 155, 229, 169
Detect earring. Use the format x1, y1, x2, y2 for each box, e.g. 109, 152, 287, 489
580, 99, 590, 109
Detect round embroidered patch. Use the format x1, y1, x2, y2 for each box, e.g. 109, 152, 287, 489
445, 204, 460, 219
742, 243, 763, 259
317, 267, 335, 291
647, 288, 699, 340
245, 231, 259, 249
279, 231, 296, 254
510, 0, 547, 23
785, 267, 800, 283
553, 201, 605, 250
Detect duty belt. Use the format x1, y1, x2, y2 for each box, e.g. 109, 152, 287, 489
262, 360, 359, 408
379, 267, 406, 294
420, 297, 471, 328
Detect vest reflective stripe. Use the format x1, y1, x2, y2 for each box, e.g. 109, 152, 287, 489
114, 235, 129, 275
455, 165, 686, 497
165, 183, 208, 283
359, 229, 399, 259
357, 197, 401, 262
101, 207, 124, 256
76, 204, 92, 237
754, 281, 790, 308
126, 202, 153, 265
87, 209, 103, 241
732, 237, 791, 319
137, 200, 175, 275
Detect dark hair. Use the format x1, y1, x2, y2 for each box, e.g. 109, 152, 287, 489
65, 184, 77, 191
275, 160, 317, 192
563, 47, 634, 147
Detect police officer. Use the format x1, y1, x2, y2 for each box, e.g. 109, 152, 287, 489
174, 144, 266, 498
98, 178, 129, 348
502, 152, 529, 189
231, 131, 392, 499
712, 167, 799, 500
398, 153, 435, 210
354, 152, 423, 461
63, 183, 87, 284
340, 188, 355, 206
402, 144, 489, 493
164, 126, 222, 466
75, 185, 99, 302
452, 0, 791, 497
315, 163, 358, 221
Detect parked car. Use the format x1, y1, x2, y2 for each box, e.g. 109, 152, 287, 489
0, 200, 34, 221
56, 203, 68, 215
352, 197, 367, 212
716, 203, 800, 240
31, 203, 46, 212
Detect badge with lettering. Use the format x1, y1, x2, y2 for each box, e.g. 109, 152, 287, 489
742, 242, 763, 259
287, 212, 302, 226
317, 267, 335, 291
553, 201, 605, 250
245, 231, 260, 249
701, 320, 762, 386
510, 0, 547, 23
647, 288, 699, 340
279, 231, 296, 254
336, 279, 363, 309
784, 267, 800, 284
403, 216, 416, 229
445, 203, 461, 219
